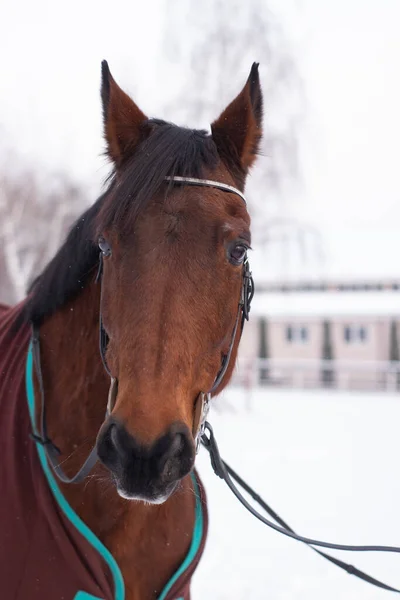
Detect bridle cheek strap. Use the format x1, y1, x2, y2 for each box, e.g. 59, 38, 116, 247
192, 258, 254, 452
207, 258, 254, 396
31, 325, 101, 484
208, 307, 241, 396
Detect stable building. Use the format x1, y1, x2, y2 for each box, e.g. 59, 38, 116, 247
235, 282, 400, 391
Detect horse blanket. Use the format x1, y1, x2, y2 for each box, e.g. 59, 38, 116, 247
0, 302, 208, 600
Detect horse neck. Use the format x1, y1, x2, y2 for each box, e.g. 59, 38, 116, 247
37, 281, 195, 599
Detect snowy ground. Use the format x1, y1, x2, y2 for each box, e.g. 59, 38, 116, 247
192, 387, 400, 599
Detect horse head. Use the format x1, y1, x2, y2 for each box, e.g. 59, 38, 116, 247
95, 61, 263, 503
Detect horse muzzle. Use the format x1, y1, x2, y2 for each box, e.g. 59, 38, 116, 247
96, 418, 195, 503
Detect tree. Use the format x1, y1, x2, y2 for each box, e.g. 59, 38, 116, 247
321, 320, 335, 387
164, 0, 305, 214
162, 1, 324, 277
0, 165, 88, 304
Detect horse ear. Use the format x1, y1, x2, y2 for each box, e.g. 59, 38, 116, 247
211, 63, 263, 186
101, 60, 148, 167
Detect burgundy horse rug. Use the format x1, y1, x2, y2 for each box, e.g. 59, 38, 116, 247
0, 302, 208, 600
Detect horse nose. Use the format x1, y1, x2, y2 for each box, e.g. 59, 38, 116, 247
97, 419, 195, 488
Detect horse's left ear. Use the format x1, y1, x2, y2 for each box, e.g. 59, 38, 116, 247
101, 60, 148, 167
211, 63, 263, 186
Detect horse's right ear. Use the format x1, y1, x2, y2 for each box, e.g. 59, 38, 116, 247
211, 63, 263, 187
101, 60, 148, 167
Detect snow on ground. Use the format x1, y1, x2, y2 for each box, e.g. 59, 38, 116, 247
192, 387, 400, 599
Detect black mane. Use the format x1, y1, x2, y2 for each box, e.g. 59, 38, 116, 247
22, 120, 219, 325
98, 119, 219, 234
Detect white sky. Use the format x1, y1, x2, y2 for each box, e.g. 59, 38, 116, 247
295, 0, 400, 280
1, 0, 399, 280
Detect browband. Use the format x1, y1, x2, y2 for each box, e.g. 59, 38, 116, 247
164, 176, 247, 205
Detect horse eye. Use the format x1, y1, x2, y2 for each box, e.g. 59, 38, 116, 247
229, 244, 247, 265
98, 236, 112, 257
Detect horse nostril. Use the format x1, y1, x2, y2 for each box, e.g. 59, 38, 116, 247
110, 422, 124, 455
158, 430, 194, 484
97, 419, 131, 469
169, 433, 184, 459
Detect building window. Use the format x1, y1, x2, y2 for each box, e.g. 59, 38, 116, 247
286, 324, 309, 344
344, 324, 368, 343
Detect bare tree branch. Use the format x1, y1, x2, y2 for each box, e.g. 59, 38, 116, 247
163, 1, 323, 275
164, 0, 306, 207
0, 164, 89, 304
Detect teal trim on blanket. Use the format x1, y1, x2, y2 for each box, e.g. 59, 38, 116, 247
74, 593, 104, 599
26, 343, 204, 600
26, 344, 125, 600
157, 473, 204, 600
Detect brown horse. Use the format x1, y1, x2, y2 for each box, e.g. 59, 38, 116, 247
0, 61, 262, 600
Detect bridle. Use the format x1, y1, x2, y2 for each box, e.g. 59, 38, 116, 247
96, 179, 254, 453
30, 176, 400, 594
31, 176, 254, 482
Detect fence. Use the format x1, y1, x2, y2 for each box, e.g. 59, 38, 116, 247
233, 358, 400, 392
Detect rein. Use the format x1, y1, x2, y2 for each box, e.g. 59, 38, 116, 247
30, 176, 400, 594
201, 424, 400, 594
